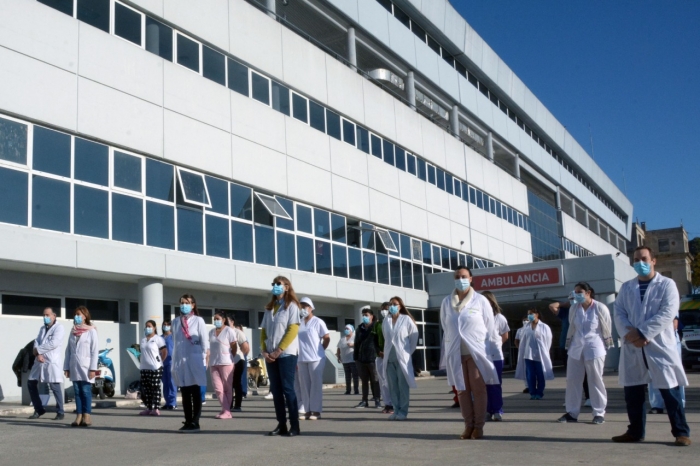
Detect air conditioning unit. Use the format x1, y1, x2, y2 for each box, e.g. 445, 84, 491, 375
414, 89, 448, 121
459, 122, 485, 146
368, 69, 405, 91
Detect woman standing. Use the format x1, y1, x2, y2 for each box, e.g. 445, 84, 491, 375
63, 306, 99, 427
160, 320, 177, 410
382, 297, 419, 421
261, 276, 301, 437
297, 298, 330, 421
515, 309, 553, 399
557, 282, 612, 424
171, 294, 210, 433
209, 312, 237, 419
481, 291, 510, 422
229, 318, 250, 412
336, 324, 358, 395
140, 320, 167, 416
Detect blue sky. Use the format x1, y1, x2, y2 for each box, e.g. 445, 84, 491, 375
451, 0, 700, 239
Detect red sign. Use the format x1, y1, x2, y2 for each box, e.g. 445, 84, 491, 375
473, 267, 561, 291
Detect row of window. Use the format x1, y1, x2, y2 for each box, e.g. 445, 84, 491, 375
527, 190, 564, 262
560, 191, 626, 253
563, 238, 594, 258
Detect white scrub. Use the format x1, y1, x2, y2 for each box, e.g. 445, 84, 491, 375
30, 323, 65, 383
171, 315, 210, 387
337, 335, 354, 364
208, 327, 236, 367
63, 328, 99, 382
515, 322, 554, 381
381, 314, 419, 389
140, 335, 166, 371
231, 328, 249, 364
297, 316, 329, 413
488, 314, 510, 361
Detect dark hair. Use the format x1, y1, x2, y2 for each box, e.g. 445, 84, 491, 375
574, 282, 596, 300
214, 311, 229, 326
74, 306, 92, 325
454, 265, 472, 277
481, 291, 502, 315
527, 308, 540, 318
179, 294, 199, 316
145, 320, 157, 331
361, 307, 374, 316
389, 297, 416, 323
265, 276, 301, 311
380, 302, 390, 310
162, 320, 172, 335
634, 246, 656, 259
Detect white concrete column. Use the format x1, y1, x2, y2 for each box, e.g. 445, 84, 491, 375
138, 278, 164, 333
487, 132, 494, 162
406, 71, 416, 109
450, 105, 459, 137
348, 27, 357, 70
265, 0, 276, 19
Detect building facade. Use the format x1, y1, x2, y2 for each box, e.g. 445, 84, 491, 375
0, 0, 632, 400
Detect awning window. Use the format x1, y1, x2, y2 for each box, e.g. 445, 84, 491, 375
254, 192, 292, 220
176, 167, 211, 207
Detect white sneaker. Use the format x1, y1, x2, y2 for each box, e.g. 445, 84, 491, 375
388, 414, 397, 421
264, 393, 274, 400
395, 414, 407, 421
584, 399, 591, 407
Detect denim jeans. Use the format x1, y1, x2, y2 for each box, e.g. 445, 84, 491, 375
267, 354, 299, 429
525, 359, 545, 397
162, 364, 177, 408
486, 359, 504, 414
73, 381, 92, 414
28, 380, 64, 415
624, 384, 690, 439
386, 350, 410, 417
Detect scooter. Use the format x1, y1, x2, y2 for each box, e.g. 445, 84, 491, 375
92, 348, 116, 400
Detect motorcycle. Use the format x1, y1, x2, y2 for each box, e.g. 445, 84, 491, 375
92, 348, 116, 400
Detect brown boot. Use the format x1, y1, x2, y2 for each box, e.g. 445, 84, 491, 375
460, 427, 474, 439
80, 414, 92, 427
471, 428, 484, 440
675, 437, 691, 447
71, 414, 82, 427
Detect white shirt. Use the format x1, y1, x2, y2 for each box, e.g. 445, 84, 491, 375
487, 314, 510, 361
140, 335, 166, 371
209, 327, 236, 367
232, 328, 248, 364
298, 316, 329, 363
567, 305, 606, 361
338, 334, 355, 364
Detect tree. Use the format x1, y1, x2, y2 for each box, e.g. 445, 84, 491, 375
690, 237, 700, 294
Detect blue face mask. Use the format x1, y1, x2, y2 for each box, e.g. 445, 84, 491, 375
74, 315, 83, 325
180, 304, 192, 315
272, 284, 285, 296
144, 327, 153, 335
163, 326, 171, 332
344, 329, 351, 336
634, 261, 651, 277
389, 305, 399, 315
527, 314, 535, 322
214, 320, 222, 329
43, 316, 52, 325
455, 278, 471, 292
573, 292, 586, 304
362, 316, 370, 325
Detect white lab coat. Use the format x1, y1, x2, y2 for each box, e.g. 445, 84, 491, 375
515, 321, 554, 381
171, 315, 210, 387
382, 314, 419, 389
440, 291, 498, 390
30, 323, 65, 383
63, 328, 99, 383
614, 273, 688, 389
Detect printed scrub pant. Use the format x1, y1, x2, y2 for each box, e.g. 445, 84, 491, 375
140, 368, 163, 410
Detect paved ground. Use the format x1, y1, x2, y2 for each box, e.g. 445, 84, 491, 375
1, 370, 698, 466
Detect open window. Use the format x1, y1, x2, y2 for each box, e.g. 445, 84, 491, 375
254, 193, 292, 220
474, 258, 486, 269
376, 229, 398, 253
176, 167, 211, 208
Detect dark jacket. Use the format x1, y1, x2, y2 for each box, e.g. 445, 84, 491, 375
354, 321, 380, 363
12, 341, 36, 387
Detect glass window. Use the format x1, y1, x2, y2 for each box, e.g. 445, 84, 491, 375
356, 126, 369, 154
32, 175, 69, 232
382, 140, 394, 166
114, 2, 142, 46
177, 168, 211, 207
370, 134, 382, 159
389, 257, 401, 286
177, 207, 203, 254
315, 240, 332, 275
406, 153, 416, 175
458, 253, 467, 266
253, 194, 272, 226
227, 59, 249, 96
145, 17, 172, 61
254, 226, 275, 265
77, 0, 110, 33
361, 222, 375, 250
441, 248, 450, 269
296, 235, 314, 272
204, 176, 227, 215
462, 182, 469, 202
388, 231, 400, 256
251, 72, 270, 105
255, 193, 291, 220
332, 244, 348, 278
146, 201, 174, 249
314, 208, 330, 239
331, 213, 346, 243
348, 247, 362, 280
445, 173, 453, 194
326, 109, 341, 140
413, 263, 423, 290
0, 116, 28, 165
205, 215, 229, 259
231, 220, 253, 262
342, 119, 355, 146
0, 167, 28, 226
376, 253, 389, 284
399, 234, 411, 260
112, 193, 143, 244
1, 294, 62, 317
363, 252, 376, 282
144, 158, 174, 201
176, 33, 199, 72
296, 204, 312, 234
66, 298, 118, 322
431, 245, 440, 267
453, 177, 461, 198
411, 238, 422, 261
476, 190, 484, 209
230, 183, 252, 220
417, 158, 426, 181
74, 185, 108, 238
271, 81, 290, 115
309, 101, 325, 132
427, 36, 440, 54
468, 72, 478, 88
427, 164, 436, 184
202, 46, 226, 85
469, 186, 476, 204
436, 168, 445, 190
411, 21, 426, 42
114, 151, 142, 192
442, 51, 455, 67
421, 241, 431, 265
450, 249, 458, 269
395, 147, 406, 171
276, 231, 296, 269
33, 126, 70, 177
489, 197, 496, 214
74, 138, 108, 186
394, 5, 410, 28
455, 61, 467, 78
38, 0, 74, 16
292, 93, 308, 123
275, 196, 294, 230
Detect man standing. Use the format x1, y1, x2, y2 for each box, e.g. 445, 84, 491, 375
612, 246, 690, 446
28, 307, 66, 420
353, 307, 381, 409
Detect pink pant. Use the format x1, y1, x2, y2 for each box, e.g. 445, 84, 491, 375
211, 364, 234, 416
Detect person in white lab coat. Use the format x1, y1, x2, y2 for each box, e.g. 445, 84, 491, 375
515, 309, 553, 399
440, 266, 498, 440
556, 282, 613, 425
382, 297, 419, 421
514, 317, 530, 393
296, 297, 330, 421
612, 246, 691, 447
375, 302, 395, 414
648, 317, 685, 414
171, 293, 210, 433
336, 325, 358, 395
28, 307, 66, 420
139, 320, 167, 416
481, 291, 510, 422
63, 306, 99, 427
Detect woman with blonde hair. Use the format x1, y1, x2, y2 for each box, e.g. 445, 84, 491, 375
64, 306, 99, 427
481, 291, 510, 421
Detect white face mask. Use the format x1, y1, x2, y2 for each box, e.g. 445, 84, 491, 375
381, 310, 389, 319
299, 308, 310, 319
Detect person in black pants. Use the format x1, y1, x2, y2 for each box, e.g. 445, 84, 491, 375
353, 307, 381, 409
229, 320, 250, 412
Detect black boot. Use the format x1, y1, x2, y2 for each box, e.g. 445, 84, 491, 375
267, 423, 288, 436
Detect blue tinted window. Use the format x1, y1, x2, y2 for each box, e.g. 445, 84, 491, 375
296, 204, 312, 234
74, 138, 108, 186
114, 2, 141, 46
471, 187, 478, 205
315, 240, 332, 275
230, 183, 252, 220
356, 126, 369, 154
376, 253, 389, 285
292, 93, 308, 123
450, 249, 458, 269
432, 245, 441, 267
296, 236, 314, 272
176, 33, 199, 72
204, 176, 228, 215
33, 126, 70, 177
389, 257, 401, 286
271, 81, 290, 115
395, 147, 406, 171
0, 167, 28, 226
453, 177, 461, 198
146, 158, 173, 201
436, 168, 445, 190
114, 151, 142, 192
406, 153, 416, 175
254, 226, 275, 266
202, 46, 225, 85
177, 207, 203, 254
441, 247, 450, 269
314, 208, 330, 239
342, 119, 355, 146
276, 231, 296, 269
348, 248, 362, 280
332, 244, 347, 277
421, 241, 431, 265
400, 234, 411, 260
227, 59, 249, 96
361, 222, 374, 250
112, 193, 143, 244
417, 158, 427, 181
251, 72, 270, 105
309, 101, 325, 132
205, 215, 229, 259
363, 252, 376, 282
38, 0, 73, 16
77, 0, 109, 33
275, 197, 294, 230
326, 110, 341, 140
146, 201, 174, 249
401, 261, 413, 288
427, 165, 436, 184
0, 116, 28, 164
445, 173, 453, 194
74, 185, 108, 238
413, 263, 424, 290
32, 175, 69, 232
231, 220, 253, 262
331, 214, 346, 243
145, 17, 172, 61
382, 140, 394, 166
370, 134, 382, 158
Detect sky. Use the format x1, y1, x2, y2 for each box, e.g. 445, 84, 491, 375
451, 0, 700, 239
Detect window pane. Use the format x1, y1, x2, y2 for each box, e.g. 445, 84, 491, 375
74, 185, 108, 238
441, 247, 450, 269
432, 245, 440, 266
427, 35, 440, 54
255, 226, 275, 265
450, 249, 458, 269
178, 169, 209, 206
389, 231, 400, 256
436, 168, 445, 190
32, 175, 69, 232
230, 183, 252, 220
176, 34, 199, 72
377, 253, 389, 284
177, 207, 203, 254
296, 204, 312, 234
331, 213, 346, 243
38, 0, 74, 16
394, 6, 410, 27
114, 3, 142, 45
411, 21, 426, 42
275, 197, 294, 230
361, 222, 375, 250
114, 151, 142, 192
276, 231, 296, 269
251, 72, 270, 105
314, 208, 330, 239
395, 147, 406, 171
401, 261, 413, 288
398, 234, 410, 260
1, 294, 62, 317
445, 173, 453, 194
227, 59, 249, 96
112, 193, 143, 244
389, 257, 401, 286
421, 241, 431, 265
370, 134, 382, 159
427, 164, 436, 184
0, 116, 28, 164
231, 220, 253, 262
292, 93, 308, 123
332, 244, 347, 277
356, 126, 369, 153
326, 109, 341, 140
417, 158, 427, 181
253, 194, 273, 226
315, 240, 332, 275
145, 17, 172, 61
271, 81, 290, 115
77, 0, 109, 33
33, 126, 70, 177
413, 263, 423, 290
0, 167, 28, 226
202, 46, 225, 85
382, 140, 394, 166
309, 101, 325, 132
406, 154, 416, 175
363, 252, 376, 282
453, 177, 461, 198
204, 176, 227, 215
146, 158, 173, 201
205, 215, 229, 259
146, 201, 174, 249
74, 138, 108, 186
348, 247, 362, 280
342, 119, 355, 146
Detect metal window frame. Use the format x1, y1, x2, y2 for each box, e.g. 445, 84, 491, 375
254, 192, 292, 220
176, 166, 212, 208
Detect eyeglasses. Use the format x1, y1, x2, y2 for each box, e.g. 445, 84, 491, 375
271, 281, 283, 286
